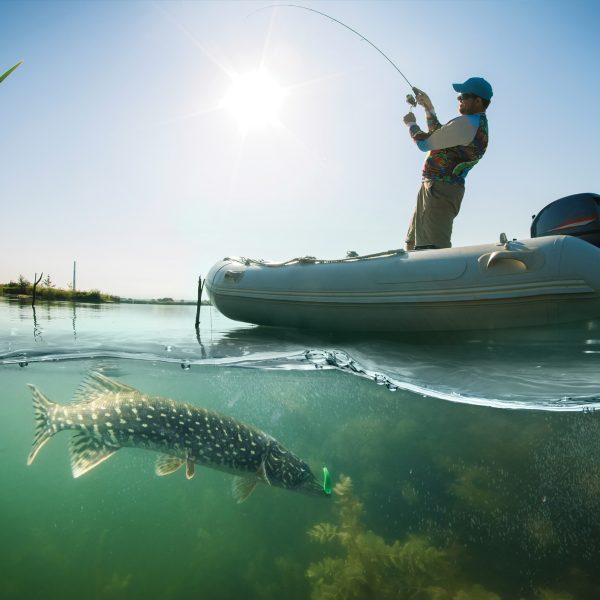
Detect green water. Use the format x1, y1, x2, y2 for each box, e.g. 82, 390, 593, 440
1, 299, 599, 599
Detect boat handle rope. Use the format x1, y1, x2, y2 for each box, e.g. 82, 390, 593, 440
224, 248, 407, 267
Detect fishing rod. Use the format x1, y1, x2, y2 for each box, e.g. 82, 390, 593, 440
0, 60, 24, 85
250, 4, 419, 109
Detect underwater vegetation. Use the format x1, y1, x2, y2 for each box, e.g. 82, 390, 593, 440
305, 474, 595, 600
320, 391, 600, 598
307, 474, 501, 600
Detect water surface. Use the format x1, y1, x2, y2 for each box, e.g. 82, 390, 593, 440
1, 298, 599, 599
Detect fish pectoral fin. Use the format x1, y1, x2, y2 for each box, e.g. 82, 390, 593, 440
155, 454, 185, 477
185, 459, 195, 480
232, 476, 258, 504
69, 433, 118, 478
258, 460, 271, 486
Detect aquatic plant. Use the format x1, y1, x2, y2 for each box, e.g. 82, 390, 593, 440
535, 590, 574, 600
304, 474, 586, 599
306, 474, 507, 600
452, 585, 501, 600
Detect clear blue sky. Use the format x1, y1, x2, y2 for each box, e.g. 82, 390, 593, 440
2, 0, 598, 299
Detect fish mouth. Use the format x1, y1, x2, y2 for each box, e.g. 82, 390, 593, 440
298, 467, 332, 498
301, 477, 330, 497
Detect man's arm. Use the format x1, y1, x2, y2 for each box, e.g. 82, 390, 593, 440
413, 88, 442, 133
403, 88, 442, 142
406, 114, 481, 152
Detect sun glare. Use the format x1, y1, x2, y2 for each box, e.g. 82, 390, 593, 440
223, 69, 286, 132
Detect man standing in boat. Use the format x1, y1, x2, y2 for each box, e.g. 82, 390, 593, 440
403, 77, 492, 250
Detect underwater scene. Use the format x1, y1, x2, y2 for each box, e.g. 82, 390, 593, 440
1, 297, 599, 600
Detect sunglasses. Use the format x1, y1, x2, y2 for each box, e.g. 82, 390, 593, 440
458, 93, 478, 101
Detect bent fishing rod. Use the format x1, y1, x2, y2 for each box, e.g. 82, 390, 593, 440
250, 4, 419, 110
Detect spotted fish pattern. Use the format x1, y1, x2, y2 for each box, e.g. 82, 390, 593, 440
27, 372, 328, 502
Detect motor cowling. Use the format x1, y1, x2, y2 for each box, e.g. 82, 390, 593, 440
531, 193, 600, 247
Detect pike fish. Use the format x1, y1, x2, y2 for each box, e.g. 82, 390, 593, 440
27, 372, 330, 502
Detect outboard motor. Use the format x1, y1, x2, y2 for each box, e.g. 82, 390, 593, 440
531, 193, 600, 248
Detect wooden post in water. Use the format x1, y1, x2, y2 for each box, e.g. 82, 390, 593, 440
31, 272, 43, 308
195, 276, 204, 328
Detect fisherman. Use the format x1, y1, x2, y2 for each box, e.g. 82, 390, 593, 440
403, 77, 492, 251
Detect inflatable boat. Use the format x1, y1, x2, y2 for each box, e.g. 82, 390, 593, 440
206, 193, 600, 332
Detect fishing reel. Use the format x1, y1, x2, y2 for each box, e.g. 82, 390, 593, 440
406, 93, 417, 109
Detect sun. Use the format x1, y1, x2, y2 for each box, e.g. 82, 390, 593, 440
222, 68, 286, 132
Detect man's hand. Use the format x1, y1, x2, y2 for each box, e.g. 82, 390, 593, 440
403, 112, 416, 125
413, 87, 434, 111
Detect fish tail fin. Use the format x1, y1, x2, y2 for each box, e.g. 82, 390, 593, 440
26, 384, 57, 465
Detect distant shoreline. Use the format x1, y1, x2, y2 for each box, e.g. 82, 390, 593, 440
0, 284, 209, 306
119, 298, 211, 306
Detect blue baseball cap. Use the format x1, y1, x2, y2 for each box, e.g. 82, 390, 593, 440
452, 77, 493, 101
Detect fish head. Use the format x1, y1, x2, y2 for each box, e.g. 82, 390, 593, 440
265, 442, 331, 498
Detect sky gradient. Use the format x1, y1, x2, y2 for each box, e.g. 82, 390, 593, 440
2, 0, 599, 299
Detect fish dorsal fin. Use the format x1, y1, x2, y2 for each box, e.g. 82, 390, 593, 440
232, 477, 257, 503
73, 372, 139, 404
155, 454, 185, 476
186, 459, 195, 480
69, 432, 118, 478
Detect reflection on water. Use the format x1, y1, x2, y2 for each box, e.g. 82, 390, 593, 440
1, 297, 599, 410
31, 306, 43, 343
71, 302, 77, 340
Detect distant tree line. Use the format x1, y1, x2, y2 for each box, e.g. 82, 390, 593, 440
0, 275, 119, 303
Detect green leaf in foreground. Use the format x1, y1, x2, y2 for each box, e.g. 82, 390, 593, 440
0, 61, 24, 84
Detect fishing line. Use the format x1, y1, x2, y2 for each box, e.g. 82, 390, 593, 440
249, 4, 416, 92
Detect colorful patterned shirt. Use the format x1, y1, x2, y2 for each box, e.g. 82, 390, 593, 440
408, 112, 488, 184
